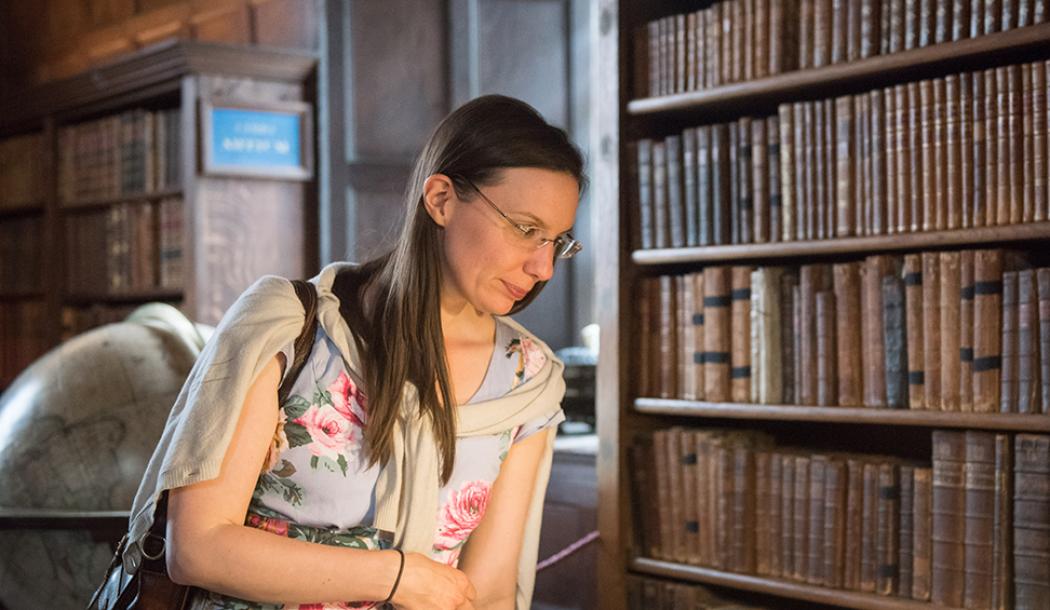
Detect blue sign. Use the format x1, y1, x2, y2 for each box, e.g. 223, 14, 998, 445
209, 107, 302, 171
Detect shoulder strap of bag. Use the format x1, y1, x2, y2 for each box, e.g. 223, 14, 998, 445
279, 278, 320, 405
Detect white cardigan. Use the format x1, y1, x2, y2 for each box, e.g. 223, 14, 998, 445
125, 262, 566, 609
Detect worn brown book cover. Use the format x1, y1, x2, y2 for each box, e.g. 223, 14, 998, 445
885, 85, 899, 235
794, 103, 808, 240
960, 250, 976, 411
674, 14, 686, 94
658, 275, 678, 399
959, 72, 974, 229
730, 123, 741, 244
860, 460, 879, 592
912, 466, 933, 600
845, 458, 865, 590
922, 252, 943, 410
972, 69, 988, 227
860, 0, 881, 57
823, 458, 848, 588
814, 0, 832, 67
678, 274, 696, 400
715, 435, 733, 570
753, 268, 784, 404
693, 272, 706, 401
696, 431, 717, 566
824, 100, 838, 240
793, 454, 811, 581
898, 465, 916, 598
636, 140, 654, 249
807, 455, 828, 585
756, 450, 772, 575
952, 0, 971, 39
834, 262, 863, 406
681, 429, 700, 565
779, 106, 796, 242
804, 101, 818, 240
963, 431, 997, 609
731, 442, 757, 573
985, 68, 999, 226
794, 284, 804, 404
920, 79, 937, 232
883, 275, 909, 409
685, 12, 697, 93
709, 4, 722, 88
652, 141, 669, 248
932, 78, 948, 230
769, 451, 784, 577
754, 0, 769, 79
752, 119, 769, 244
767, 115, 782, 242
1013, 433, 1050, 610
935, 0, 954, 41
1008, 64, 1024, 224
781, 453, 797, 577
704, 267, 731, 401
1034, 63, 1047, 222
908, 82, 925, 231
931, 430, 966, 607
894, 84, 912, 233
1022, 61, 1035, 223
737, 119, 754, 245
799, 0, 814, 69
835, 95, 856, 237
652, 429, 673, 559
801, 265, 832, 405
973, 249, 1004, 412
946, 75, 963, 229
816, 291, 838, 407
991, 434, 1012, 610
996, 67, 1011, 225
731, 266, 753, 402
666, 427, 686, 562
888, 0, 905, 51
940, 252, 962, 410
870, 91, 888, 235
1017, 268, 1040, 413
782, 272, 799, 404
831, 0, 848, 62
1001, 270, 1019, 413
698, 126, 714, 246
904, 254, 926, 409
1039, 268, 1050, 414
877, 462, 901, 595
905, 0, 920, 48
683, 128, 698, 247
862, 256, 895, 407
666, 135, 686, 248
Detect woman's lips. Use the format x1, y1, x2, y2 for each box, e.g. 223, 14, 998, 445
502, 280, 528, 300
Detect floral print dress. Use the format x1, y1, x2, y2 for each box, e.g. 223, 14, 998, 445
190, 318, 564, 610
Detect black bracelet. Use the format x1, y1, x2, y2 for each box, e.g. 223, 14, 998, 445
382, 548, 405, 606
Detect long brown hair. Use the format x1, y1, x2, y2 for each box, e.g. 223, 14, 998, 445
336, 95, 586, 484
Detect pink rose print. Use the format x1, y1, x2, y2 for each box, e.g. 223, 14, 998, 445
293, 404, 356, 459
434, 479, 492, 551
519, 337, 547, 379
329, 371, 367, 429
246, 514, 289, 537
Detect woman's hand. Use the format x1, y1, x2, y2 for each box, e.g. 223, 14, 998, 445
391, 552, 477, 610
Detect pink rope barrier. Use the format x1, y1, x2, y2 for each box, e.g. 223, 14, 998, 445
535, 530, 600, 572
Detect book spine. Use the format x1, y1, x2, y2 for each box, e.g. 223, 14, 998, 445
1039, 268, 1050, 414
782, 453, 797, 577
990, 434, 1012, 610
1022, 60, 1035, 223
946, 75, 963, 229
677, 275, 695, 400
666, 428, 685, 562
933, 78, 948, 230
834, 262, 864, 406
816, 291, 838, 406
845, 458, 866, 590
885, 84, 899, 234
658, 275, 678, 399
931, 430, 966, 607
904, 254, 926, 409
713, 124, 731, 245
681, 431, 700, 565
815, 0, 832, 67
653, 430, 673, 559
863, 256, 893, 407
876, 462, 901, 595
835, 95, 856, 237
779, 106, 796, 242
666, 135, 685, 248
756, 268, 785, 404
960, 72, 974, 229
824, 458, 848, 589
769, 450, 784, 577
752, 119, 770, 244
919, 0, 935, 46
693, 272, 707, 401
782, 273, 799, 404
921, 79, 937, 231
794, 103, 807, 240
883, 275, 909, 409
899, 465, 916, 598
1001, 271, 1019, 413
973, 249, 1004, 412
732, 444, 756, 573
912, 466, 933, 600
962, 431, 996, 609
738, 119, 754, 244
908, 82, 925, 231
768, 115, 782, 242
653, 141, 669, 248
923, 252, 943, 410
973, 69, 988, 228
871, 91, 887, 235
698, 126, 713, 246
996, 67, 1012, 225
940, 252, 962, 410
960, 250, 976, 411
731, 266, 753, 402
1008, 65, 1023, 224
936, 0, 954, 41
800, 0, 814, 68
801, 265, 831, 405
895, 85, 912, 233
752, 273, 763, 403
1018, 268, 1040, 413
683, 129, 699, 247
807, 455, 828, 585
756, 450, 772, 575
704, 267, 731, 401
793, 455, 811, 582
1013, 434, 1050, 610
860, 460, 879, 592
1034, 63, 1047, 222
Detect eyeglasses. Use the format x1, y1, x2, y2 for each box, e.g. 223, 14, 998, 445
457, 176, 583, 260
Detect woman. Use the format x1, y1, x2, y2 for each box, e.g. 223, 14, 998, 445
123, 94, 586, 610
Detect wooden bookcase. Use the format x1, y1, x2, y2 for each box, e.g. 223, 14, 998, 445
0, 41, 318, 389
593, 2, 1050, 609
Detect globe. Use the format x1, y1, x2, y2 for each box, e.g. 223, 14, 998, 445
0, 305, 212, 610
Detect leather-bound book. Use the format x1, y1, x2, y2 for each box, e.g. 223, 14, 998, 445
800, 0, 814, 69
995, 67, 1011, 225
652, 141, 669, 248
751, 275, 762, 403
781, 453, 797, 577
767, 115, 782, 242
807, 455, 828, 585
732, 0, 745, 83
804, 101, 817, 239
737, 119, 754, 244
698, 125, 714, 246
779, 106, 796, 242
877, 462, 901, 595
970, 0, 985, 36
823, 458, 848, 589
731, 266, 753, 402
960, 72, 973, 229
653, 430, 673, 559
712, 124, 731, 245
685, 12, 697, 93
871, 91, 888, 235
952, 0, 971, 39
794, 103, 808, 240
1022, 62, 1035, 223
814, 0, 832, 67
1034, 63, 1047, 223
960, 250, 976, 411
753, 267, 784, 404
769, 451, 784, 577
794, 284, 804, 403
704, 266, 731, 401
898, 465, 916, 598
721, 2, 733, 85
696, 431, 716, 566
1039, 268, 1050, 414
860, 0, 881, 57
862, 256, 895, 408
782, 272, 800, 404
894, 85, 912, 233
666, 135, 686, 248
940, 252, 961, 411
962, 431, 996, 609
1013, 434, 1049, 610
756, 450, 772, 575
920, 79, 936, 232
801, 265, 832, 405
824, 99, 837, 239
973, 249, 1004, 412
834, 262, 864, 407
1008, 65, 1023, 225
860, 460, 879, 592
908, 82, 925, 231
903, 255, 926, 409
832, 0, 848, 62
1001, 271, 1018, 413
935, 0, 953, 41
731, 441, 757, 574
845, 458, 866, 590
714, 435, 733, 570
677, 274, 696, 400
729, 123, 740, 244
693, 272, 707, 401
931, 430, 966, 607
922, 252, 942, 410
905, 0, 920, 48
666, 427, 686, 562
636, 139, 654, 249
658, 275, 678, 400
883, 275, 909, 409
674, 14, 686, 94
912, 466, 933, 601
918, 0, 935, 47
885, 84, 899, 235
817, 291, 838, 406
770, 0, 784, 74
752, 118, 769, 244
647, 20, 660, 97
1018, 269, 1040, 413
991, 434, 1011, 610
888, 0, 904, 51
709, 4, 722, 88
753, 0, 768, 79
946, 75, 962, 229
972, 69, 987, 228
984, 68, 999, 226
933, 78, 948, 231
683, 128, 699, 247
681, 430, 700, 565
835, 95, 856, 237
793, 454, 811, 582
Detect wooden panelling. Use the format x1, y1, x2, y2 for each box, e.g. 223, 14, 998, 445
250, 0, 320, 51
352, 190, 407, 262
191, 5, 252, 46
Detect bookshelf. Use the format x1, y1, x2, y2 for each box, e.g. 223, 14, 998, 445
595, 1, 1050, 609
0, 40, 318, 387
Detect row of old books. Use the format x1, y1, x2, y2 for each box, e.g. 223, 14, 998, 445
637, 0, 1049, 98
0, 301, 48, 388
58, 107, 182, 205
636, 248, 1050, 413
64, 197, 185, 297
627, 575, 768, 609
633, 427, 1050, 609
632, 59, 1050, 248
0, 132, 46, 209
59, 303, 144, 342
0, 217, 43, 294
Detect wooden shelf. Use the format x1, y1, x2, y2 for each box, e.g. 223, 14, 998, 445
627, 22, 1050, 117
634, 398, 1050, 432
60, 188, 183, 212
631, 558, 962, 610
632, 222, 1050, 266
0, 202, 45, 219
64, 288, 183, 305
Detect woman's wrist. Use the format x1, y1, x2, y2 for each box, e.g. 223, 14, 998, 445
383, 548, 406, 605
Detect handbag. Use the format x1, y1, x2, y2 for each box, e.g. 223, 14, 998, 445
87, 278, 321, 610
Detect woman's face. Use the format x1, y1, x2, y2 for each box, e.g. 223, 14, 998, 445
437, 167, 580, 316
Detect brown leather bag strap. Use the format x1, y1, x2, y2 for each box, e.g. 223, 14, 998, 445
278, 279, 320, 406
